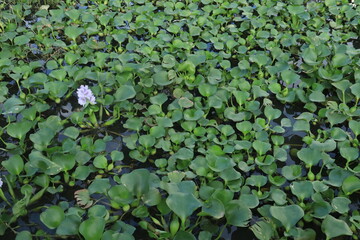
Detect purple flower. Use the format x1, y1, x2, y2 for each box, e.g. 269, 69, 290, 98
0, 178, 3, 188
77, 85, 96, 106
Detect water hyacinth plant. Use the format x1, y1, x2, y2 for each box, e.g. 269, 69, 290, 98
0, 0, 359, 239
77, 85, 96, 106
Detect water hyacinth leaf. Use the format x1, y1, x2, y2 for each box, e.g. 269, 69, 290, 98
206, 154, 235, 172
271, 189, 287, 205
14, 35, 30, 45
281, 70, 300, 86
2, 155, 24, 175
269, 205, 304, 232
2, 96, 25, 114
321, 215, 352, 239
29, 151, 62, 175
297, 148, 321, 167
349, 120, 360, 136
139, 135, 156, 148
114, 85, 136, 101
246, 175, 267, 187
325, 110, 347, 126
225, 202, 252, 227
290, 182, 314, 201
88, 179, 111, 194
312, 201, 332, 219
63, 127, 79, 140
15, 231, 32, 240
252, 140, 271, 156
142, 188, 161, 206
302, 47, 319, 65
183, 109, 204, 121
264, 105, 281, 121
166, 192, 202, 225
342, 175, 360, 195
6, 120, 32, 139
201, 198, 225, 219
293, 228, 316, 240
174, 231, 196, 240
93, 155, 108, 169
64, 52, 80, 65
153, 71, 172, 86
309, 91, 326, 102
220, 125, 235, 137
332, 53, 350, 68
121, 169, 151, 197
74, 189, 93, 209
44, 82, 68, 98
325, 168, 352, 187
73, 166, 91, 180
250, 220, 274, 240
249, 53, 270, 66
108, 185, 133, 206
124, 118, 143, 131
350, 83, 360, 98
293, 120, 310, 132
56, 215, 81, 235
340, 147, 359, 162
198, 84, 217, 97
40, 206, 65, 229
239, 194, 259, 209
331, 197, 351, 214
162, 55, 176, 68
65, 26, 84, 40
236, 121, 252, 135
178, 97, 193, 108
79, 217, 105, 240
282, 165, 302, 180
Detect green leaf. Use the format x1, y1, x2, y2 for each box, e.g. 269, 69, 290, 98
270, 205, 304, 232
40, 206, 65, 229
309, 91, 326, 102
340, 147, 359, 162
252, 140, 271, 156
2, 155, 24, 175
349, 120, 360, 136
166, 192, 202, 224
162, 55, 176, 68
56, 214, 81, 235
321, 215, 352, 239
290, 181, 314, 200
14, 35, 30, 45
7, 120, 32, 139
201, 198, 225, 219
331, 197, 351, 214
281, 70, 300, 85
114, 85, 136, 101
206, 154, 235, 172
332, 53, 350, 68
79, 217, 105, 240
65, 26, 85, 40
302, 47, 319, 65
93, 155, 108, 169
250, 221, 274, 240
297, 148, 321, 167
342, 175, 360, 195
153, 71, 172, 86
225, 201, 252, 227
350, 83, 360, 98
121, 169, 152, 197
174, 231, 196, 240
139, 135, 156, 148
63, 127, 80, 139
264, 106, 281, 121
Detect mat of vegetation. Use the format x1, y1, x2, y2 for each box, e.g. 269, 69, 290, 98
0, 0, 360, 239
